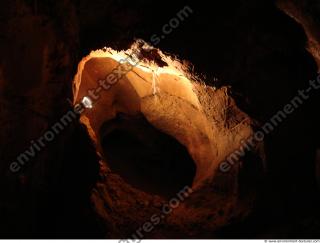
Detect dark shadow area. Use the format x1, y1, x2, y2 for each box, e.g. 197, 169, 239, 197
100, 114, 196, 198
35, 121, 104, 239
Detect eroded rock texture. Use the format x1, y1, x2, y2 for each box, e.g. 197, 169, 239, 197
71, 42, 263, 238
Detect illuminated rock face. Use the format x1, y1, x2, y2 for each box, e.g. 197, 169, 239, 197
73, 41, 257, 194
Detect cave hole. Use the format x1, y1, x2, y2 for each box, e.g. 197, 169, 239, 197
99, 113, 196, 198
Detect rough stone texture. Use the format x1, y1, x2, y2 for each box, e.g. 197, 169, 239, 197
73, 43, 262, 237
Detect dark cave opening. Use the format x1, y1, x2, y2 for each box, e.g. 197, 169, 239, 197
99, 114, 196, 198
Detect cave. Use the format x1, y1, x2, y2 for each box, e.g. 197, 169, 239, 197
1, 0, 320, 240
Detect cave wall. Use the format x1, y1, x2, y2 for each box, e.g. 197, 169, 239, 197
0, 0, 101, 237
